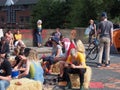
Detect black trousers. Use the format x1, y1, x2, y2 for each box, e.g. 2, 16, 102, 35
64, 67, 86, 86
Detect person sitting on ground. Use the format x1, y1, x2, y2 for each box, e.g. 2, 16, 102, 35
5, 30, 14, 49
14, 30, 26, 48
0, 54, 12, 90
14, 49, 44, 83
0, 37, 10, 59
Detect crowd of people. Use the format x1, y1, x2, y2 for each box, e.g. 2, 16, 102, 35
0, 11, 114, 90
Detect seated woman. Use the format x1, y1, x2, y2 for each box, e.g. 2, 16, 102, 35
14, 30, 26, 48
42, 37, 64, 74
14, 49, 44, 83
12, 48, 24, 68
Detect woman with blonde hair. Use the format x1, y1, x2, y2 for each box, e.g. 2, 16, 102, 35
14, 49, 44, 83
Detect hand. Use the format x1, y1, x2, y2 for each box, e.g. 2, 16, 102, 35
13, 67, 18, 71
110, 40, 113, 46
70, 64, 76, 69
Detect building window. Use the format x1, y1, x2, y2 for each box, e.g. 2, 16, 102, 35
25, 16, 30, 23
1, 17, 4, 23
19, 16, 24, 23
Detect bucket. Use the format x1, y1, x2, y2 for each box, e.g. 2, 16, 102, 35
12, 70, 19, 79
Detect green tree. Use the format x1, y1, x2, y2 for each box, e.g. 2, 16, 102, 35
31, 0, 70, 29
31, 0, 120, 29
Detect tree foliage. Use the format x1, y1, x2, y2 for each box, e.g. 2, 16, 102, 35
31, 0, 120, 29
31, 0, 70, 29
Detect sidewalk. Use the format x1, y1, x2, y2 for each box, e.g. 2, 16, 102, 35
86, 54, 120, 90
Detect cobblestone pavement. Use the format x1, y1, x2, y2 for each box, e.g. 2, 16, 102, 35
30, 47, 120, 90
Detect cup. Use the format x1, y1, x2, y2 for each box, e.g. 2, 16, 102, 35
12, 70, 19, 79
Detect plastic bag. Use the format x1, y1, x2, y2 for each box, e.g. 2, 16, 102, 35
84, 27, 91, 35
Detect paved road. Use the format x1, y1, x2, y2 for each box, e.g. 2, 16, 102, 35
86, 54, 120, 90
30, 47, 120, 90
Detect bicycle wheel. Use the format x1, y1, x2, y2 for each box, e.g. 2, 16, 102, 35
88, 46, 98, 60
85, 43, 94, 60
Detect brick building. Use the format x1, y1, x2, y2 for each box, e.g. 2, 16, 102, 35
0, 0, 38, 29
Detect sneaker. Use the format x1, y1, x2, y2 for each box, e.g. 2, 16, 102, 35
97, 63, 102, 68
64, 82, 71, 89
105, 64, 110, 67
80, 85, 84, 90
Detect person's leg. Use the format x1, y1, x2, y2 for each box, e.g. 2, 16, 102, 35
98, 37, 104, 67
63, 67, 71, 89
39, 35, 42, 46
0, 80, 10, 90
89, 34, 92, 43
105, 37, 110, 66
79, 68, 86, 90
102, 47, 105, 64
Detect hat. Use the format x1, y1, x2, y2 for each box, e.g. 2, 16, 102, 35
101, 12, 107, 18
37, 20, 42, 24
76, 40, 85, 53
1, 37, 6, 41
62, 38, 70, 43
51, 37, 59, 44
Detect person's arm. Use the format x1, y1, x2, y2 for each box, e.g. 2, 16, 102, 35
71, 53, 86, 69
94, 24, 97, 37
110, 27, 113, 45
18, 60, 30, 78
14, 60, 23, 70
0, 75, 11, 81
55, 48, 61, 57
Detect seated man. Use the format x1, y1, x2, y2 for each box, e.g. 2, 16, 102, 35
64, 48, 87, 90
5, 30, 14, 49
0, 54, 12, 90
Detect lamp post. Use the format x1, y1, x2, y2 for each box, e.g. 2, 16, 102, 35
5, 0, 14, 29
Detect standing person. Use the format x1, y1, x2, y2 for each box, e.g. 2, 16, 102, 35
0, 54, 12, 90
97, 12, 113, 67
88, 19, 97, 43
36, 20, 43, 47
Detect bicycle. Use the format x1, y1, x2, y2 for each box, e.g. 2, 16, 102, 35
86, 38, 99, 60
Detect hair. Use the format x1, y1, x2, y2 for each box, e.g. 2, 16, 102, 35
27, 49, 39, 61
14, 48, 20, 55
70, 48, 77, 56
76, 39, 85, 53
89, 19, 94, 24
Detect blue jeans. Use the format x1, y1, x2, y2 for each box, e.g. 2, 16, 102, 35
0, 80, 10, 90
